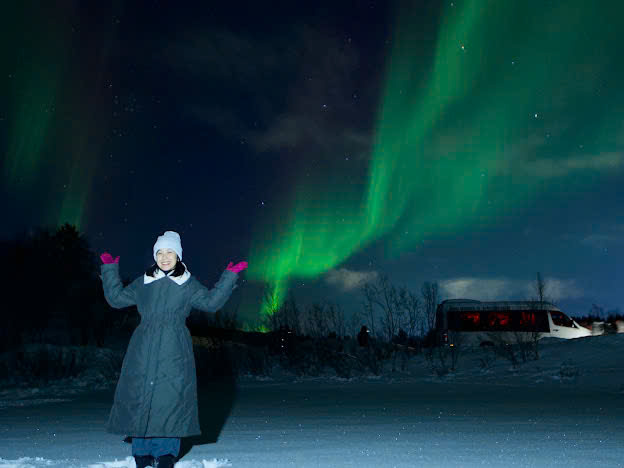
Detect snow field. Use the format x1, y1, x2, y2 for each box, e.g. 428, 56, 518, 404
0, 457, 230, 468
0, 335, 622, 467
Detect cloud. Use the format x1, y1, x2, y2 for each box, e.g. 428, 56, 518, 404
325, 268, 379, 292
496, 131, 624, 179
541, 278, 583, 301
440, 278, 512, 301
246, 29, 373, 160
524, 152, 623, 178
581, 234, 618, 249
478, 113, 624, 180
560, 224, 624, 251
580, 225, 624, 249
440, 276, 583, 302
162, 29, 289, 85
162, 25, 375, 163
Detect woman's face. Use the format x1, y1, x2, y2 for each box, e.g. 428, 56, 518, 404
156, 249, 178, 271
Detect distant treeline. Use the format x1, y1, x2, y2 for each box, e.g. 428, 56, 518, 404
573, 314, 624, 322
1, 224, 619, 355
571, 314, 624, 328
0, 224, 111, 352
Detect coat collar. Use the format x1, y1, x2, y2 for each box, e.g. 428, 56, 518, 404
144, 263, 191, 285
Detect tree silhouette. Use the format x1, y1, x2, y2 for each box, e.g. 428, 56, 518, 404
1, 224, 111, 350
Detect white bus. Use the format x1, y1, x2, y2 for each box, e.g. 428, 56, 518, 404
435, 299, 591, 346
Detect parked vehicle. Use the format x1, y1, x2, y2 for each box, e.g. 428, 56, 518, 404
435, 299, 591, 346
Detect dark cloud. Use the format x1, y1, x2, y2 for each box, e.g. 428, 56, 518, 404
162, 25, 377, 164
162, 28, 295, 87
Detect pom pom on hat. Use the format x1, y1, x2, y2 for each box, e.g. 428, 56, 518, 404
153, 231, 183, 262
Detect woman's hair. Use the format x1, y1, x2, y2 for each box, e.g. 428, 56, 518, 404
146, 257, 186, 277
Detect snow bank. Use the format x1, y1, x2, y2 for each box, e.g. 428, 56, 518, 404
233, 333, 624, 395
0, 344, 124, 405
0, 457, 231, 468
86, 457, 231, 468
0, 458, 59, 468
0, 344, 123, 385
3, 334, 623, 401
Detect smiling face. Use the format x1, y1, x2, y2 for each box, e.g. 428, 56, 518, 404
156, 248, 178, 272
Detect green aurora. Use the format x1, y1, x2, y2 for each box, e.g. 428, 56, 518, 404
247, 0, 623, 316
3, 4, 117, 231
3, 1, 621, 321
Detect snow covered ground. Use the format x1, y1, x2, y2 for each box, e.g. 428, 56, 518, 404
1, 335, 623, 467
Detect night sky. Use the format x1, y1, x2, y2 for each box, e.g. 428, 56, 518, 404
2, 0, 623, 325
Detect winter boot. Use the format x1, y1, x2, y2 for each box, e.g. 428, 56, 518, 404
155, 454, 176, 468
134, 455, 154, 468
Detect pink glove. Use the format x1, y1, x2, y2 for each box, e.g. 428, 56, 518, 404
226, 261, 248, 274
100, 252, 120, 264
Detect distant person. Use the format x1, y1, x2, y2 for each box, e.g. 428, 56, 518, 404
357, 325, 370, 347
99, 231, 247, 468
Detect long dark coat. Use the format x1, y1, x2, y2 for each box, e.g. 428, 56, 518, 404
101, 263, 238, 437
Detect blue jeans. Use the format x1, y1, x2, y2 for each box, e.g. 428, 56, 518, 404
131, 437, 181, 458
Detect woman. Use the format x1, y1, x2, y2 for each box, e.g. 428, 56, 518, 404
100, 231, 247, 468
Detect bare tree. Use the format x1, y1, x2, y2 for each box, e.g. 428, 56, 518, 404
398, 286, 421, 337
283, 293, 302, 335
362, 275, 405, 342
263, 287, 301, 334
421, 281, 439, 333
325, 302, 347, 338
360, 285, 378, 338
303, 303, 326, 338
528, 271, 552, 360
347, 311, 362, 338
299, 301, 348, 338
534, 272, 547, 303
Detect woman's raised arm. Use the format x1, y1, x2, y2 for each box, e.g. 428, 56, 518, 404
190, 261, 247, 312
100, 253, 138, 309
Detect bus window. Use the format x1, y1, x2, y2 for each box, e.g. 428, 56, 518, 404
448, 308, 548, 333
518, 311, 538, 330
455, 311, 481, 331
532, 310, 550, 332
550, 311, 574, 328
487, 311, 511, 330
517, 310, 550, 332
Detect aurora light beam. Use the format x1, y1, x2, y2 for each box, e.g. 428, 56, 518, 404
2, 3, 120, 231
247, 0, 623, 317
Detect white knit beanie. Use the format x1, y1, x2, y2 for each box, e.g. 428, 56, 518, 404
153, 231, 183, 262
